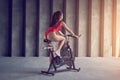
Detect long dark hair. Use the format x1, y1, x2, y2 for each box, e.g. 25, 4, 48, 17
50, 11, 62, 27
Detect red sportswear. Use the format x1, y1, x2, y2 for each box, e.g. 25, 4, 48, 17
45, 21, 62, 38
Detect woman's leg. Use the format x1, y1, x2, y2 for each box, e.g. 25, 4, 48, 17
54, 36, 65, 56
55, 36, 65, 50
47, 32, 65, 56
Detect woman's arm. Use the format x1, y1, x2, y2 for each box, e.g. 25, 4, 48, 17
62, 21, 78, 38
62, 21, 74, 35
58, 31, 64, 36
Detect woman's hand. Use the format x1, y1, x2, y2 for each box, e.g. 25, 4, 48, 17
73, 35, 79, 39
72, 34, 81, 39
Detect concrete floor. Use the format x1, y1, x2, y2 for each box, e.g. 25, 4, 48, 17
0, 57, 120, 80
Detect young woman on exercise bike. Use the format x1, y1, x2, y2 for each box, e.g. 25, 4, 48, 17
44, 11, 78, 57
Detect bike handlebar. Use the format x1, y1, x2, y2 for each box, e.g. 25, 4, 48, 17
64, 34, 81, 38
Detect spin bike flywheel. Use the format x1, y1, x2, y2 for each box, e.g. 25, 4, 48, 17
61, 48, 75, 67
53, 56, 61, 65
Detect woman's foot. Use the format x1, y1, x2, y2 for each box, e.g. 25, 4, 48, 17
55, 49, 61, 57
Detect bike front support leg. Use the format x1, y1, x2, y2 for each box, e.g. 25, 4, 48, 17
72, 60, 80, 72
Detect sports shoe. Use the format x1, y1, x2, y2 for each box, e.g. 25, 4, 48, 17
55, 49, 61, 57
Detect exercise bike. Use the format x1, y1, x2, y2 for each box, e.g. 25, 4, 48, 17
41, 34, 81, 76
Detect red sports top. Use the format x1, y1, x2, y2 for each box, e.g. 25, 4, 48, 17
45, 21, 62, 38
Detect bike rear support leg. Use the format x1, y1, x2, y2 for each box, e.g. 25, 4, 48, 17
41, 62, 55, 75
41, 51, 56, 76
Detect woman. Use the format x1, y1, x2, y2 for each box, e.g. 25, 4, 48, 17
44, 11, 78, 57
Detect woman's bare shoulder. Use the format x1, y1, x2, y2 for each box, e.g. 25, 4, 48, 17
61, 21, 66, 25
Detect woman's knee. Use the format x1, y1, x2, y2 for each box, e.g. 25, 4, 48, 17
62, 37, 65, 42
60, 36, 65, 42
55, 35, 65, 41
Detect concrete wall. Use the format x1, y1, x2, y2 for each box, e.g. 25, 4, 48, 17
39, 0, 51, 56
26, 0, 39, 57
52, 0, 64, 12
91, 0, 100, 57
0, 0, 120, 57
116, 0, 120, 57
65, 0, 77, 56
103, 0, 112, 57
12, 0, 25, 57
78, 0, 87, 57
0, 0, 11, 56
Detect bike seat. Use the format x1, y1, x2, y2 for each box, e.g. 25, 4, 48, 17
43, 39, 52, 44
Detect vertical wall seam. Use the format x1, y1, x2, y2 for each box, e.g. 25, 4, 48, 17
112, 0, 117, 57
23, 0, 26, 57
8, 0, 12, 57
99, 0, 104, 57
50, 0, 53, 20
36, 0, 39, 57
87, 0, 92, 57
74, 0, 79, 57
63, 0, 66, 22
